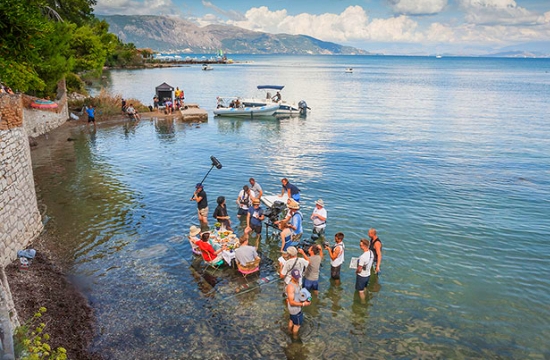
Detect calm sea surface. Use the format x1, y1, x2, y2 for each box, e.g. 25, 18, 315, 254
33, 55, 550, 359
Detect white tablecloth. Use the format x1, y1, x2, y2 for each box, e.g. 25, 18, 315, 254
221, 250, 235, 266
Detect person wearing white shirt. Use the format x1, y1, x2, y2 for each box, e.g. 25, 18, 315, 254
311, 199, 327, 238
356, 238, 374, 301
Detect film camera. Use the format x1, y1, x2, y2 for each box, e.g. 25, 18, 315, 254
264, 200, 286, 224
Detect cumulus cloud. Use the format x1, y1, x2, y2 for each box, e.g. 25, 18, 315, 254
95, 0, 175, 15
223, 5, 427, 43
388, 0, 448, 15
458, 0, 543, 25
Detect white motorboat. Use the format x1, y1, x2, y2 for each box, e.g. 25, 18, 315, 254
261, 193, 288, 208
345, 68, 353, 73
214, 97, 278, 117
202, 64, 213, 70
241, 85, 309, 116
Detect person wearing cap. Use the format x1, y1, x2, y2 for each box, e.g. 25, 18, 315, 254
311, 199, 327, 238
356, 238, 374, 301
280, 246, 309, 285
213, 196, 232, 231
286, 268, 311, 335
279, 178, 300, 202
191, 183, 209, 231
236, 185, 252, 218
249, 178, 263, 200
245, 198, 265, 239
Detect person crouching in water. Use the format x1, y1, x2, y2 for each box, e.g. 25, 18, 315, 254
213, 196, 232, 231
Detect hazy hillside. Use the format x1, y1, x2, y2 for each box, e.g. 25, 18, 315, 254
98, 15, 369, 55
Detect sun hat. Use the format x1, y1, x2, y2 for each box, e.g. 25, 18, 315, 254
286, 246, 298, 256
195, 183, 203, 189
290, 268, 301, 280
189, 225, 201, 237
315, 199, 324, 207
252, 198, 261, 205
288, 199, 300, 210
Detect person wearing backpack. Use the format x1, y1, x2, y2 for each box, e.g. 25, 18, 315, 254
356, 238, 374, 301
287, 199, 303, 242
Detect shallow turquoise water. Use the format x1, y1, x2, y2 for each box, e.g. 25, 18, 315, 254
34, 55, 550, 358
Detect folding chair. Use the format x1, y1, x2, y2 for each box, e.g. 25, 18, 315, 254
188, 236, 202, 256
205, 255, 224, 271
236, 258, 261, 278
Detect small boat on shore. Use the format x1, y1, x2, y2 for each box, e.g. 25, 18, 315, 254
202, 64, 213, 70
345, 68, 353, 73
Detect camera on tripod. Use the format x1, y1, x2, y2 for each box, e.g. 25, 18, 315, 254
264, 200, 286, 224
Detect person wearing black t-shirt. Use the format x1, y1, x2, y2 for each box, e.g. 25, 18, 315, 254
192, 183, 209, 231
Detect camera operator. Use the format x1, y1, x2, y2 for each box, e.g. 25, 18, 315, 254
298, 245, 323, 296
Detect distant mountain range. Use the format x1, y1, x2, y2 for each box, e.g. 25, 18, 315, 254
97, 15, 369, 55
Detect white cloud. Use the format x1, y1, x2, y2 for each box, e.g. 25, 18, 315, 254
95, 0, 175, 15
223, 5, 426, 43
458, 0, 543, 25
388, 0, 448, 15
201, 0, 245, 21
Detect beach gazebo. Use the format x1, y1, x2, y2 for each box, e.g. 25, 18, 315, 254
155, 82, 174, 105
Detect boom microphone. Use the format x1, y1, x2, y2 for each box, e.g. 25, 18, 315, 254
210, 156, 222, 169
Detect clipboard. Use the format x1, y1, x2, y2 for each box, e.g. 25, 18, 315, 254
349, 257, 359, 269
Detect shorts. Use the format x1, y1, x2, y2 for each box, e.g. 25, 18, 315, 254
355, 275, 371, 291
303, 278, 318, 291
283, 241, 299, 252
313, 226, 325, 236
198, 207, 209, 217
289, 311, 304, 326
88, 116, 95, 123
291, 194, 300, 202
330, 265, 341, 279
250, 224, 262, 234
237, 208, 248, 216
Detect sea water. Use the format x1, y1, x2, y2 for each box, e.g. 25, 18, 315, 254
33, 55, 550, 358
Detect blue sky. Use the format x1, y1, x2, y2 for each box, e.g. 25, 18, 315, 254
94, 0, 550, 54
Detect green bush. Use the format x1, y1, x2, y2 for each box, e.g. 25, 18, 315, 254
14, 307, 68, 360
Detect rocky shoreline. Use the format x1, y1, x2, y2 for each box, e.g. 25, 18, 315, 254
6, 227, 102, 359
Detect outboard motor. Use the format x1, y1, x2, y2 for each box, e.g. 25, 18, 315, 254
298, 100, 309, 115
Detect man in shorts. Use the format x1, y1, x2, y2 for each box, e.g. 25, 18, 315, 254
249, 177, 263, 200
298, 244, 323, 295
356, 238, 374, 301
86, 104, 96, 128
286, 269, 311, 335
191, 183, 208, 231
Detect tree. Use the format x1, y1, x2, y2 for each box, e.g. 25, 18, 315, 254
43, 0, 96, 26
0, 0, 49, 92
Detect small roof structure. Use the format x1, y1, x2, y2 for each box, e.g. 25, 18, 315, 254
155, 82, 174, 103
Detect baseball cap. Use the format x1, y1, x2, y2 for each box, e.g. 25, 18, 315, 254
195, 183, 203, 189
290, 269, 301, 280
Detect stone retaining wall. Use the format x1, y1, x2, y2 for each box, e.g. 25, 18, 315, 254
0, 89, 68, 357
